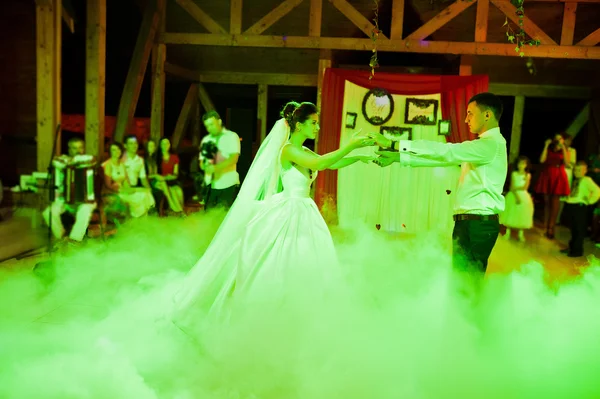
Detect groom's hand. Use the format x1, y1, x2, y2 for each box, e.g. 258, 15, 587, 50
370, 132, 392, 148
375, 150, 399, 159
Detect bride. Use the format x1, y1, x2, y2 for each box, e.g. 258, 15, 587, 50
172, 101, 375, 328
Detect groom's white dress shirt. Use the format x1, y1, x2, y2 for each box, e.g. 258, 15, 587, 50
395, 127, 507, 216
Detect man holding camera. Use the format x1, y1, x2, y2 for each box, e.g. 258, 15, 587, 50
198, 111, 241, 211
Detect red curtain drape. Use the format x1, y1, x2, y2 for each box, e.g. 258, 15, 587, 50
315, 68, 489, 208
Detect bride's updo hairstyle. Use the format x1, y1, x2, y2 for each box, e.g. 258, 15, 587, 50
281, 101, 318, 132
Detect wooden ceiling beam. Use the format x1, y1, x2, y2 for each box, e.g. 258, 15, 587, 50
309, 0, 322, 37
174, 0, 227, 34
560, 2, 577, 45
163, 33, 600, 59
577, 27, 600, 46
475, 0, 489, 42
244, 0, 304, 36
230, 0, 243, 34
490, 0, 557, 45
488, 83, 591, 98
405, 0, 476, 41
164, 63, 318, 86
328, 0, 388, 39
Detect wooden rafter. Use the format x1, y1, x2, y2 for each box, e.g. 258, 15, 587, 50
62, 4, 75, 33
197, 83, 215, 112
390, 0, 405, 39
475, 0, 489, 42
405, 0, 476, 41
114, 1, 160, 142
174, 0, 227, 34
230, 0, 243, 34
309, 0, 322, 36
560, 2, 577, 45
172, 84, 198, 149
163, 33, 600, 59
245, 0, 304, 35
328, 0, 388, 40
490, 0, 557, 45
577, 27, 600, 46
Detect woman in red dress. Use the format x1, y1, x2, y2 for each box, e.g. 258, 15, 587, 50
154, 138, 185, 214
535, 133, 571, 238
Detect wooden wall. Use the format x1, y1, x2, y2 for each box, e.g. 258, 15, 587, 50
0, 1, 37, 185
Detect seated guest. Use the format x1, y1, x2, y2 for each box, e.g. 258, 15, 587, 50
145, 140, 168, 214
42, 137, 96, 242
560, 161, 600, 257
122, 135, 151, 190
153, 138, 184, 214
102, 142, 154, 218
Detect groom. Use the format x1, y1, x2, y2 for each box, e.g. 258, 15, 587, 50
374, 92, 507, 276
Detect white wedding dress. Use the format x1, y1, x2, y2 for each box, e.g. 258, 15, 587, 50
172, 143, 339, 331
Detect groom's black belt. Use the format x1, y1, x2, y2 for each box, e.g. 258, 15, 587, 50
453, 214, 499, 222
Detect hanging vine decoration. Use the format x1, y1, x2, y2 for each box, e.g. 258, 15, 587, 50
369, 0, 381, 80
503, 0, 540, 60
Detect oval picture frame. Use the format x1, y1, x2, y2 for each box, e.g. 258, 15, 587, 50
361, 87, 394, 126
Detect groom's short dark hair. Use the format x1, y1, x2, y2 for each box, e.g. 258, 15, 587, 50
468, 92, 503, 121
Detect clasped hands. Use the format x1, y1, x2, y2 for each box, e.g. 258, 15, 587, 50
350, 130, 398, 167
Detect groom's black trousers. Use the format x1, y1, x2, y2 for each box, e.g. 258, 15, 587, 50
452, 214, 500, 275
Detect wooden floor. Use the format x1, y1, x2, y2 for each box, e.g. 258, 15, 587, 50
1, 208, 597, 280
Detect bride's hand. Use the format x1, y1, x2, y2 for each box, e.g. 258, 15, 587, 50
349, 129, 376, 148
358, 155, 377, 164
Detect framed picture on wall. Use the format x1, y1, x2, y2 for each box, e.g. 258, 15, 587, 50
345, 112, 358, 129
379, 126, 412, 150
362, 87, 394, 126
438, 120, 451, 136
404, 98, 439, 126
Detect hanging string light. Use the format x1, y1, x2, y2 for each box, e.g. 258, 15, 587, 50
369, 0, 381, 80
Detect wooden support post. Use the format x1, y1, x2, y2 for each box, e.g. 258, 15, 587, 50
151, 0, 166, 144
475, 0, 489, 42
114, 1, 159, 142
459, 55, 473, 75
390, 0, 404, 39
509, 95, 525, 164
316, 49, 332, 151
85, 0, 106, 159
36, 1, 61, 171
566, 102, 590, 137
257, 84, 268, 143
197, 83, 216, 113
191, 101, 202, 147
309, 0, 322, 37
230, 0, 243, 34
172, 84, 199, 149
